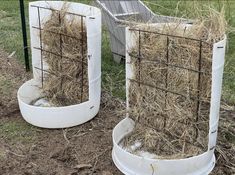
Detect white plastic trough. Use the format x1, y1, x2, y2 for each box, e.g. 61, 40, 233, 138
17, 1, 102, 128
112, 27, 227, 175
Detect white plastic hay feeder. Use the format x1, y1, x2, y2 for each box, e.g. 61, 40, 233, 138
112, 27, 227, 175
17, 1, 101, 128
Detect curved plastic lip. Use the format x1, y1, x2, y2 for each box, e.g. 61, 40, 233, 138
112, 150, 135, 175
112, 150, 215, 175
112, 117, 210, 162
17, 75, 101, 110
112, 118, 216, 175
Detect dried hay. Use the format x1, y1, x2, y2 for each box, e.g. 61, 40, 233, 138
40, 3, 88, 106
121, 6, 227, 159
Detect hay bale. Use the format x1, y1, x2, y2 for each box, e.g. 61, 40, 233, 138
122, 6, 227, 159
40, 4, 88, 106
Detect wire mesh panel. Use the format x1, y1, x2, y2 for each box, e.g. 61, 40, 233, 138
126, 26, 214, 158
31, 5, 89, 106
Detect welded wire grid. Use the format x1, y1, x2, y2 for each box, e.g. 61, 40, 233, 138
127, 27, 217, 149
31, 5, 88, 103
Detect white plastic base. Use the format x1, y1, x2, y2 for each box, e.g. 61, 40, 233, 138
17, 79, 100, 128
112, 118, 215, 175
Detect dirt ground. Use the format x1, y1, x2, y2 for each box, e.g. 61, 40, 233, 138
0, 49, 234, 175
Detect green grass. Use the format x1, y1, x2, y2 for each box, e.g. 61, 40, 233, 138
0, 76, 12, 95
0, 0, 29, 65
101, 30, 126, 98
0, 0, 234, 103
0, 120, 38, 143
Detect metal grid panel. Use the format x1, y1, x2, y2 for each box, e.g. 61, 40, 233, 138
128, 27, 213, 141
31, 5, 88, 103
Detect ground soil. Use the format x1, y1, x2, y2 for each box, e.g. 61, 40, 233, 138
0, 49, 29, 117
0, 49, 234, 175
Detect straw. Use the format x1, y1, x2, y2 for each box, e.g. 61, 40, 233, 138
41, 3, 88, 106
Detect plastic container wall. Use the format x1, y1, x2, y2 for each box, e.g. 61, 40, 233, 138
112, 27, 227, 175
17, 1, 101, 128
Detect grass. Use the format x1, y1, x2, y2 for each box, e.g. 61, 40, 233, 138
0, 0, 29, 65
0, 76, 12, 96
0, 120, 38, 143
0, 0, 234, 104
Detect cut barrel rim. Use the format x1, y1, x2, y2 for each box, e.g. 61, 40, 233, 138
112, 117, 216, 175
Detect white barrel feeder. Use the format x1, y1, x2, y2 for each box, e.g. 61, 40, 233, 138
17, 1, 101, 128
112, 26, 227, 175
